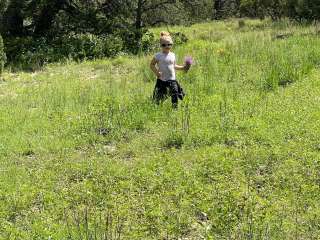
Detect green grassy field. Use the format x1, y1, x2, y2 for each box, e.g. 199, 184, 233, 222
1, 19, 320, 239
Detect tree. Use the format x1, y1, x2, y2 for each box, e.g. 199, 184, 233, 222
2, 0, 26, 36
101, 0, 180, 52
287, 0, 320, 21
180, 0, 213, 22
0, 33, 5, 77
102, 0, 180, 30
0, 0, 8, 32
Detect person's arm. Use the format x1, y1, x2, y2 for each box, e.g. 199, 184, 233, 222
174, 57, 187, 71
175, 64, 186, 71
150, 57, 162, 79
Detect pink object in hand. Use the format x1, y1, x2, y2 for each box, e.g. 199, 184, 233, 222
184, 56, 193, 71
185, 56, 193, 65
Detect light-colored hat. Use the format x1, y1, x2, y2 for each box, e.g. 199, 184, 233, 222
160, 31, 173, 44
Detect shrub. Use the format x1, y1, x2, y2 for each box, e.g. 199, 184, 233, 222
0, 34, 6, 77
4, 34, 123, 70
56, 33, 123, 60
238, 19, 246, 28
118, 28, 175, 55
171, 32, 188, 45
4, 37, 57, 70
263, 59, 300, 91
163, 131, 184, 149
141, 31, 157, 53
140, 31, 189, 54
4, 30, 188, 70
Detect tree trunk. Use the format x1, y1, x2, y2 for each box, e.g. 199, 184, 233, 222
214, 0, 223, 19
235, 0, 241, 17
133, 0, 144, 53
135, 0, 143, 30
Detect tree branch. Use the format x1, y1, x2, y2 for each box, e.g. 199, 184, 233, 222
143, 0, 176, 12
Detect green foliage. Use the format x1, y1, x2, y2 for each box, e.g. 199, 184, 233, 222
2, 19, 320, 239
4, 37, 52, 70
240, 0, 261, 17
141, 31, 157, 53
288, 0, 320, 20
4, 34, 123, 70
2, 0, 320, 74
171, 32, 189, 45
239, 0, 320, 20
58, 33, 123, 60
118, 28, 147, 54
163, 130, 185, 149
4, 30, 188, 69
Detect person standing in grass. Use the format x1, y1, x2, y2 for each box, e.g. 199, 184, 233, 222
150, 31, 191, 108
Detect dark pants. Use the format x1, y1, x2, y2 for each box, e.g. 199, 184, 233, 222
153, 79, 184, 108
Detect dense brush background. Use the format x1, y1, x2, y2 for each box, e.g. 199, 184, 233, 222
1, 0, 320, 70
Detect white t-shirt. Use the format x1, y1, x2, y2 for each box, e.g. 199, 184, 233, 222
155, 52, 176, 81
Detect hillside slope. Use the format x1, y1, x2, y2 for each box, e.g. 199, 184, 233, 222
1, 20, 320, 239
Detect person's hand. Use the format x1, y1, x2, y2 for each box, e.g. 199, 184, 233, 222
157, 71, 162, 79
184, 56, 193, 72
184, 64, 191, 72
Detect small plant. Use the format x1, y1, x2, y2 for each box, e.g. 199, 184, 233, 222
64, 208, 125, 240
263, 54, 302, 91
171, 32, 189, 45
163, 131, 184, 149
217, 48, 226, 56
238, 19, 246, 28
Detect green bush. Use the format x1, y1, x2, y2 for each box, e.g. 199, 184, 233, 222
119, 28, 146, 54
4, 37, 56, 70
4, 34, 123, 70
141, 31, 157, 53
0, 34, 5, 77
57, 33, 123, 60
140, 31, 189, 54
120, 29, 188, 54
171, 32, 189, 45
4, 30, 187, 70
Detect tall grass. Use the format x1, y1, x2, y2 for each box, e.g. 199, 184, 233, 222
1, 19, 320, 239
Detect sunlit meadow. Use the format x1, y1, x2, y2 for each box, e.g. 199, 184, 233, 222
1, 19, 320, 239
